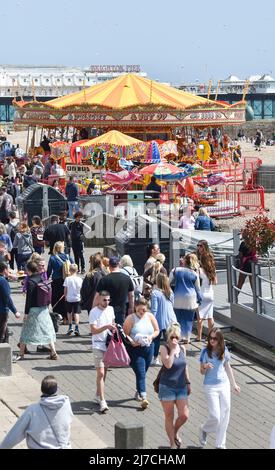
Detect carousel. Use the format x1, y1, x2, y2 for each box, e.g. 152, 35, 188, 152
13, 74, 262, 219
13, 73, 246, 141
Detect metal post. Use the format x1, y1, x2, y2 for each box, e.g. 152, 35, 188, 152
42, 185, 49, 220
231, 255, 238, 304
25, 126, 30, 153
226, 255, 233, 303
254, 263, 262, 315
233, 229, 240, 256
251, 262, 258, 315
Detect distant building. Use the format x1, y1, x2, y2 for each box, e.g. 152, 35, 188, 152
0, 64, 147, 122
179, 74, 275, 120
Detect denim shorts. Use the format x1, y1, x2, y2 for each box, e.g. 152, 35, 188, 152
158, 383, 188, 401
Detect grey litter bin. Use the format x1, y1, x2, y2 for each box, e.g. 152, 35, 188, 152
17, 183, 67, 225
115, 214, 171, 274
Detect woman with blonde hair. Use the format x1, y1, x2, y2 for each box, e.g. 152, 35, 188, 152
13, 222, 33, 271
158, 322, 191, 448
196, 241, 217, 341
0, 223, 12, 253
170, 253, 202, 344
151, 273, 177, 364
47, 241, 73, 323
143, 253, 167, 288
195, 207, 215, 231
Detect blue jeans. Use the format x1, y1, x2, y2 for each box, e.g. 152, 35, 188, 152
67, 201, 79, 219
17, 253, 32, 271
128, 344, 154, 396
153, 329, 166, 358
174, 308, 196, 338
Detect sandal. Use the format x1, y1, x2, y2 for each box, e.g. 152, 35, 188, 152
47, 353, 58, 360
174, 436, 182, 448
17, 343, 30, 354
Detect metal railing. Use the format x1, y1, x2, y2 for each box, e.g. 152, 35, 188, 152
226, 255, 275, 346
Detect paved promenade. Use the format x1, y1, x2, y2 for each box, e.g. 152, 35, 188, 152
0, 251, 275, 449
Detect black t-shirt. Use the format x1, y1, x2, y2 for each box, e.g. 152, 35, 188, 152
43, 224, 70, 253
96, 272, 134, 313
70, 220, 83, 245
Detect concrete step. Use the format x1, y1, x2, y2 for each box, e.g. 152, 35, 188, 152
223, 330, 275, 370
193, 318, 232, 335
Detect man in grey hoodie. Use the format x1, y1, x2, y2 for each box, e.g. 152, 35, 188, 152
0, 375, 73, 449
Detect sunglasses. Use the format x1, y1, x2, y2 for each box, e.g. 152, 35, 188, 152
209, 336, 218, 341
170, 336, 179, 340
102, 299, 110, 302
197, 244, 203, 247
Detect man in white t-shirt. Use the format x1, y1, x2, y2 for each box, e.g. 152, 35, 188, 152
63, 264, 83, 336
89, 290, 115, 413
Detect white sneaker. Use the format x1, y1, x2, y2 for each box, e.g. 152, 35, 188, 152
199, 425, 207, 447
99, 400, 109, 413
134, 391, 142, 402
94, 395, 100, 404
151, 357, 161, 366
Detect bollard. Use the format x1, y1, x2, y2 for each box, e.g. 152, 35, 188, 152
115, 422, 145, 449
0, 343, 12, 376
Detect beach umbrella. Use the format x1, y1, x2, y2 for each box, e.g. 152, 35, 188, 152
144, 141, 162, 163
139, 161, 181, 177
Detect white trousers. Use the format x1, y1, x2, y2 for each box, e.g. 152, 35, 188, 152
202, 382, 231, 448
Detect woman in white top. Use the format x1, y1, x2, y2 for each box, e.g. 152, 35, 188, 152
123, 297, 159, 409
196, 241, 217, 341
179, 206, 195, 230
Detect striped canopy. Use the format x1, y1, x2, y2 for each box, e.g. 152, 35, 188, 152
47, 74, 227, 110
79, 130, 144, 147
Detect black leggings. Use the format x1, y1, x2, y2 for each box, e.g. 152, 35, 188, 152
72, 246, 85, 271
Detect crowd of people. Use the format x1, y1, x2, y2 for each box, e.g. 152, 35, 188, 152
0, 209, 243, 450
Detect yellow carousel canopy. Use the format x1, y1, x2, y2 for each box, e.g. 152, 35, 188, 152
47, 74, 228, 110
80, 130, 144, 147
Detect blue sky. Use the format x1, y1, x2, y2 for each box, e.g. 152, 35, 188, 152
2, 0, 274, 84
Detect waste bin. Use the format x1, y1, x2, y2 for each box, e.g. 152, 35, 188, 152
115, 214, 171, 274
17, 183, 67, 225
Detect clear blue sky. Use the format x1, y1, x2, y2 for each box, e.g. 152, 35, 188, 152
2, 0, 274, 84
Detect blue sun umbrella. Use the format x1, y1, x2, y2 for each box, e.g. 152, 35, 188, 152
145, 141, 161, 163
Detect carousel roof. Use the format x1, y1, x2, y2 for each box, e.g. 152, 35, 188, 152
41, 74, 229, 110
80, 130, 144, 147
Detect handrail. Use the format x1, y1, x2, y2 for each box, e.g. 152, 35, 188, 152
232, 265, 252, 276
233, 286, 254, 298
258, 296, 275, 306
257, 274, 275, 285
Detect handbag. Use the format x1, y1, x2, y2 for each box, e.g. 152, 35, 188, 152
153, 365, 165, 393
103, 329, 131, 367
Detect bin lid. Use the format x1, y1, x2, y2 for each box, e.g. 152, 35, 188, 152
17, 183, 66, 201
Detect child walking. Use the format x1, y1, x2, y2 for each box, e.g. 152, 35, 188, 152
63, 264, 83, 336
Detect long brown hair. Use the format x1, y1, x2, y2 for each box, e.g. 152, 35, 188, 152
196, 240, 216, 284
200, 253, 216, 284
206, 327, 225, 360
156, 272, 172, 299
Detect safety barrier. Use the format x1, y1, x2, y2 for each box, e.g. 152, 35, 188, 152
226, 255, 275, 347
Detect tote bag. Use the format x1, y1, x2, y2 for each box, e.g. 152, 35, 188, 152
103, 331, 131, 368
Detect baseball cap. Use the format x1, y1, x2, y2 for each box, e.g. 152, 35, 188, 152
109, 256, 120, 267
